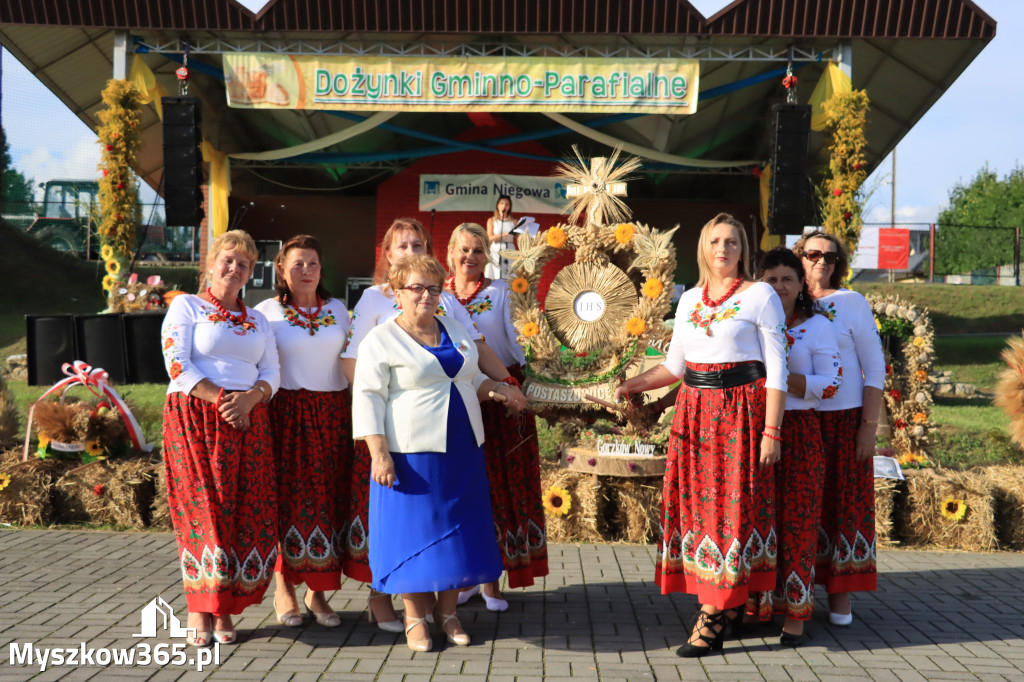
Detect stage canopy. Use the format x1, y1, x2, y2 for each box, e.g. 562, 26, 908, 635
0, 0, 997, 204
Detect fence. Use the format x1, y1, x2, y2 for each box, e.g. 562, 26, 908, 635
852, 222, 1021, 285
0, 198, 198, 262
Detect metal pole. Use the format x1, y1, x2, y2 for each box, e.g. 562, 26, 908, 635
1015, 227, 1021, 287
889, 149, 896, 283
929, 223, 936, 283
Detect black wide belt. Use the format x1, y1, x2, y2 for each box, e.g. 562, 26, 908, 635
683, 361, 766, 390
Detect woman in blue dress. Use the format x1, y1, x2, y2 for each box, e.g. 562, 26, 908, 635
352, 254, 518, 652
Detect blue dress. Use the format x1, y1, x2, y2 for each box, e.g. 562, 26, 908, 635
369, 323, 504, 594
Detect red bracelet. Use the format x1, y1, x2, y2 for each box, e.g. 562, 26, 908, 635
764, 425, 781, 431
500, 375, 521, 389
762, 431, 783, 442
216, 388, 226, 407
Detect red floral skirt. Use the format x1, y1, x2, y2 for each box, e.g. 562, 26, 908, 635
343, 438, 372, 583
656, 362, 776, 610
816, 407, 877, 593
269, 389, 352, 591
480, 365, 548, 588
162, 392, 277, 616
747, 409, 826, 621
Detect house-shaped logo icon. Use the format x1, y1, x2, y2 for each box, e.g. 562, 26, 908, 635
133, 596, 195, 639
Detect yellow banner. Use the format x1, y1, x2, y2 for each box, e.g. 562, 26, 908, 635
223, 54, 699, 114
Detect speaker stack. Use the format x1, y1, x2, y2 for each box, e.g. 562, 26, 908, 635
162, 96, 204, 226
768, 103, 813, 235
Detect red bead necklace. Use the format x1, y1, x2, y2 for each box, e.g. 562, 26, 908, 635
446, 275, 484, 306
205, 288, 248, 327
287, 295, 323, 336
699, 277, 743, 337
787, 308, 801, 329
702, 277, 744, 308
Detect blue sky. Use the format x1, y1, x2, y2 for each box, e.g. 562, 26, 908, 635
2, 0, 1020, 223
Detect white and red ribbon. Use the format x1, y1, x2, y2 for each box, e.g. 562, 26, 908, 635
22, 360, 155, 461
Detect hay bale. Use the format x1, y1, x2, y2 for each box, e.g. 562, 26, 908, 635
149, 463, 172, 529
977, 465, 1024, 550
540, 461, 605, 543
897, 468, 998, 551
874, 478, 901, 546
0, 449, 59, 526
610, 477, 662, 543
53, 454, 159, 528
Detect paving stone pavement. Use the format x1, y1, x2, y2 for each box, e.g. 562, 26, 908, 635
0, 530, 1022, 681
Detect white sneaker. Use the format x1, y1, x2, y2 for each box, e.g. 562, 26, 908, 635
456, 584, 480, 605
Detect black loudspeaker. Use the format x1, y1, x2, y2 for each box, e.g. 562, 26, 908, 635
124, 311, 168, 384
26, 315, 76, 386
163, 96, 204, 226
75, 314, 129, 384
769, 103, 813, 235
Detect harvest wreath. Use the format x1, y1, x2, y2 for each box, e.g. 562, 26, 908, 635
503, 147, 677, 415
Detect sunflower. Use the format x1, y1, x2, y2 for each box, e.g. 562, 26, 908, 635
546, 226, 567, 249
105, 259, 121, 275
100, 244, 114, 261
615, 223, 635, 244
511, 277, 529, 294
102, 274, 118, 291
642, 278, 664, 299
542, 486, 572, 516
625, 317, 646, 336
85, 441, 104, 456
940, 497, 967, 522
522, 322, 540, 337
0, 472, 10, 492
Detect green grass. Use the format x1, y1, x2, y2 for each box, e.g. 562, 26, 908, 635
851, 282, 1024, 335
929, 397, 1022, 468
6, 378, 168, 449
933, 335, 1007, 393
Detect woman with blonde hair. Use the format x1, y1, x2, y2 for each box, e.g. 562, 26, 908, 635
160, 229, 280, 646
445, 222, 547, 611
614, 213, 787, 657
353, 254, 517, 651
255, 234, 351, 629
794, 231, 885, 626
341, 218, 527, 630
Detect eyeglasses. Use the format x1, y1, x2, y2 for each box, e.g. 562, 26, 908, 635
803, 250, 840, 265
401, 284, 443, 296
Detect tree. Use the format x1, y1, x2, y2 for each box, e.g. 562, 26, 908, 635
934, 164, 1024, 275
0, 124, 35, 208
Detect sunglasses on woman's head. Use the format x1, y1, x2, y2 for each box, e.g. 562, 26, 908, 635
803, 250, 840, 265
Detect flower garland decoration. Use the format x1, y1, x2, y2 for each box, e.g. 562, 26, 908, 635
940, 497, 967, 522
867, 294, 936, 467
96, 79, 143, 300
542, 486, 573, 516
821, 90, 870, 261
503, 147, 677, 419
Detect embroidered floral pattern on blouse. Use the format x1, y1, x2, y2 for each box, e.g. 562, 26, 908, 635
282, 306, 338, 335
466, 296, 494, 317
162, 325, 185, 379
821, 362, 843, 399
204, 309, 258, 336
819, 301, 837, 321
688, 300, 741, 331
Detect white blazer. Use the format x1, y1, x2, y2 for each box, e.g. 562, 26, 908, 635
352, 316, 489, 453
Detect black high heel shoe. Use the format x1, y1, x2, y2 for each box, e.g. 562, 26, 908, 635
676, 609, 730, 658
